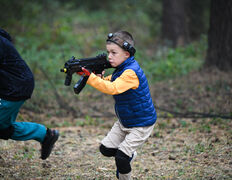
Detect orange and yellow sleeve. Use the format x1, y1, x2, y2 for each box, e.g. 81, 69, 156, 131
87, 69, 139, 95
103, 75, 112, 81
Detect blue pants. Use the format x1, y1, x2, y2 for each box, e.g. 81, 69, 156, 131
0, 98, 46, 143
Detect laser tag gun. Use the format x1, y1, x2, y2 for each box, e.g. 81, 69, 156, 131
60, 53, 112, 94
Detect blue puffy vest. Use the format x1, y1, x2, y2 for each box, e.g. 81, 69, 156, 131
111, 56, 157, 128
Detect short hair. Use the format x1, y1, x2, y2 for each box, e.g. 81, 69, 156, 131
113, 31, 135, 46
107, 31, 135, 47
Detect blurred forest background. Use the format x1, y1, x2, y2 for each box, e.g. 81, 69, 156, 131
0, 0, 231, 125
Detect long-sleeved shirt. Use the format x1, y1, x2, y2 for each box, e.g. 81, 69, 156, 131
87, 69, 139, 95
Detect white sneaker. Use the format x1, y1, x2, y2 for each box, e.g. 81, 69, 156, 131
119, 172, 132, 180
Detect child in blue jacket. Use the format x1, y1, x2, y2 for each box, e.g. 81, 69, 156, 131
0, 28, 59, 160
78, 31, 157, 180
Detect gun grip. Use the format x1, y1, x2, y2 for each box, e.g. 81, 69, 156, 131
73, 76, 89, 94
65, 74, 72, 86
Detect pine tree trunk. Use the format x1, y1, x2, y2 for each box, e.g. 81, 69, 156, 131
188, 0, 210, 40
161, 0, 189, 47
205, 0, 232, 70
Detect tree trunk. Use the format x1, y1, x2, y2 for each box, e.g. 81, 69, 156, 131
161, 0, 189, 47
205, 0, 232, 70
188, 0, 210, 40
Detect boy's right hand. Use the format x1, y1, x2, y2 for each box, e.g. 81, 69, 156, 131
96, 70, 105, 78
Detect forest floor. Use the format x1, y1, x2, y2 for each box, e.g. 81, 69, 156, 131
0, 68, 232, 180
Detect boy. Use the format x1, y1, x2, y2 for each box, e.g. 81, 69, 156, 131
0, 28, 59, 160
78, 31, 157, 180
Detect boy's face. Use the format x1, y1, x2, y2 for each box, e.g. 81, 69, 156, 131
106, 43, 130, 67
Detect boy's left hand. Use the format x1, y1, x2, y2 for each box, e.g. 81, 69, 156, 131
76, 67, 91, 76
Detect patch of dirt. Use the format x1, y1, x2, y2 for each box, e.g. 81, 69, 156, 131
0, 118, 231, 179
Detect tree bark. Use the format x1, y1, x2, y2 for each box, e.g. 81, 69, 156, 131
205, 0, 232, 70
188, 0, 210, 40
161, 0, 189, 47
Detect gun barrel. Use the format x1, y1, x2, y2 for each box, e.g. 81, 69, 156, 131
60, 68, 67, 72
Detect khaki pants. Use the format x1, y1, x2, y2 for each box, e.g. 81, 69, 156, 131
101, 120, 155, 157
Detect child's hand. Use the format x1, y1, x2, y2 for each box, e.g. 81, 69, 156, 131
76, 67, 91, 76
96, 70, 105, 78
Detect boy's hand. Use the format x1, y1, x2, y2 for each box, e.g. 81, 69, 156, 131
76, 67, 91, 76
96, 70, 105, 78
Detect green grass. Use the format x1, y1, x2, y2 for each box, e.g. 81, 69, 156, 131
139, 37, 207, 82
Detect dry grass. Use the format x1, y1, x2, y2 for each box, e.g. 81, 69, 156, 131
0, 118, 231, 179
